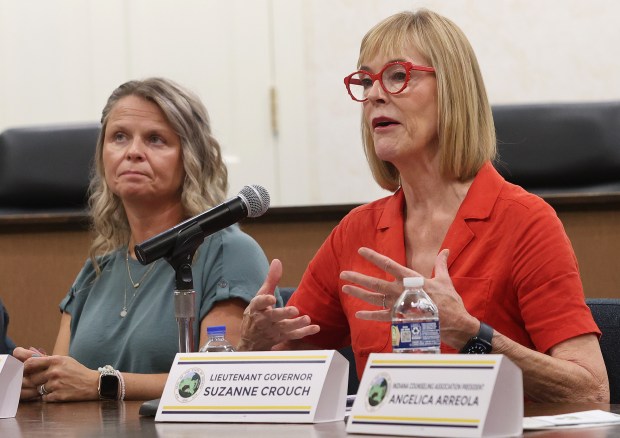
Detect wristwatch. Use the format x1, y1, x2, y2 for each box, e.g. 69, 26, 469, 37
460, 322, 494, 354
98, 365, 119, 400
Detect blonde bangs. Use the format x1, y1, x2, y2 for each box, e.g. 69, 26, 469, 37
358, 13, 429, 68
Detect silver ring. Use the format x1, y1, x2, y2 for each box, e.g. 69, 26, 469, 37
382, 294, 386, 309
37, 384, 49, 396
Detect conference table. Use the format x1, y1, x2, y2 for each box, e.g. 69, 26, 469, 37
2, 400, 619, 437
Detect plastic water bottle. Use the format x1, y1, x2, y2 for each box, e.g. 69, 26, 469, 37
391, 277, 440, 354
199, 325, 236, 352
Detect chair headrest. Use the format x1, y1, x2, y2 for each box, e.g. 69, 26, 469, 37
0, 123, 100, 210
493, 101, 620, 193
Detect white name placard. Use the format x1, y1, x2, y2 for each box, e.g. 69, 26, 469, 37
347, 354, 522, 437
0, 355, 23, 418
156, 350, 348, 423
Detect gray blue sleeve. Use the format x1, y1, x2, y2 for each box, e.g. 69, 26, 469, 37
196, 225, 274, 321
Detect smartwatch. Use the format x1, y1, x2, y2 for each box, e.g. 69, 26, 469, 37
98, 365, 119, 400
460, 322, 494, 354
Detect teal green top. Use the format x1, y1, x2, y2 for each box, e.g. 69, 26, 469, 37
60, 225, 273, 374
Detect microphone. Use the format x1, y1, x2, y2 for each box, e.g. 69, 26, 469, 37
134, 184, 270, 265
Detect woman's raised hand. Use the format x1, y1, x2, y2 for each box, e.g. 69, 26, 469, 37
340, 247, 421, 321
237, 259, 319, 351
341, 247, 479, 349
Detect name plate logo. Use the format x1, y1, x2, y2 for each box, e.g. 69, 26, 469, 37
175, 367, 205, 402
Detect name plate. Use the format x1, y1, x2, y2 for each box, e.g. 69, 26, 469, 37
156, 350, 348, 423
347, 354, 522, 437
0, 355, 23, 418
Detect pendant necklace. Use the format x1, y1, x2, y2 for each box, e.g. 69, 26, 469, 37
121, 251, 158, 318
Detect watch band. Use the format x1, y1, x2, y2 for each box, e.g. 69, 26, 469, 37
459, 322, 494, 354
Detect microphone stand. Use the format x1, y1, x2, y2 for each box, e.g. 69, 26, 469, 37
162, 224, 206, 353
136, 223, 206, 415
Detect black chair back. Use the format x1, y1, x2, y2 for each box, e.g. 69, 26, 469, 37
0, 123, 100, 213
493, 101, 620, 195
586, 298, 620, 403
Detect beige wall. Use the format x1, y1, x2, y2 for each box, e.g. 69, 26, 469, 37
1, 0, 619, 206
2, 204, 619, 353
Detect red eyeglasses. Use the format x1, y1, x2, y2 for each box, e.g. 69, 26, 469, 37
344, 61, 435, 102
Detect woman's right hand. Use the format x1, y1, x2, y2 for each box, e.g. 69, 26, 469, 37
237, 259, 320, 351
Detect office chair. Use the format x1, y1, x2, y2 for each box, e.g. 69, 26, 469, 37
0, 123, 99, 213
586, 298, 620, 403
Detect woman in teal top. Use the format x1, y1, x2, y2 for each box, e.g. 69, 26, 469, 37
14, 78, 270, 402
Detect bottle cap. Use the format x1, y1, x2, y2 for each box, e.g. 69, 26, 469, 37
206, 325, 226, 336
403, 277, 424, 288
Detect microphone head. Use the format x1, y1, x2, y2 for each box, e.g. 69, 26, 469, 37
238, 184, 270, 218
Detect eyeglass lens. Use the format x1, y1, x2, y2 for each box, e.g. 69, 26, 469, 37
349, 63, 409, 101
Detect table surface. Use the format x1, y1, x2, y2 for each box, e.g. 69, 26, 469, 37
2, 400, 620, 437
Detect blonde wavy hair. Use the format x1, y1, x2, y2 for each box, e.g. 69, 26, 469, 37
88, 77, 228, 269
359, 9, 496, 191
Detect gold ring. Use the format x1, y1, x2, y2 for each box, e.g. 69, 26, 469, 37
38, 384, 49, 396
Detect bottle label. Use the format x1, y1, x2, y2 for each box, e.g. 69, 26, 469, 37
391, 320, 440, 350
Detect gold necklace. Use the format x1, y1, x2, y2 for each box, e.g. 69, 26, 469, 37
121, 251, 158, 318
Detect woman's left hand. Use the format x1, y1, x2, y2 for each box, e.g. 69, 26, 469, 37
21, 355, 100, 402
340, 247, 479, 349
340, 247, 419, 321
12, 346, 44, 400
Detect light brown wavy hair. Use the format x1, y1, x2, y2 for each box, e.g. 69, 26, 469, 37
88, 77, 228, 270
359, 9, 496, 191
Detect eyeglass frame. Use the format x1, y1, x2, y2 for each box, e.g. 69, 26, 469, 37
343, 61, 436, 102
